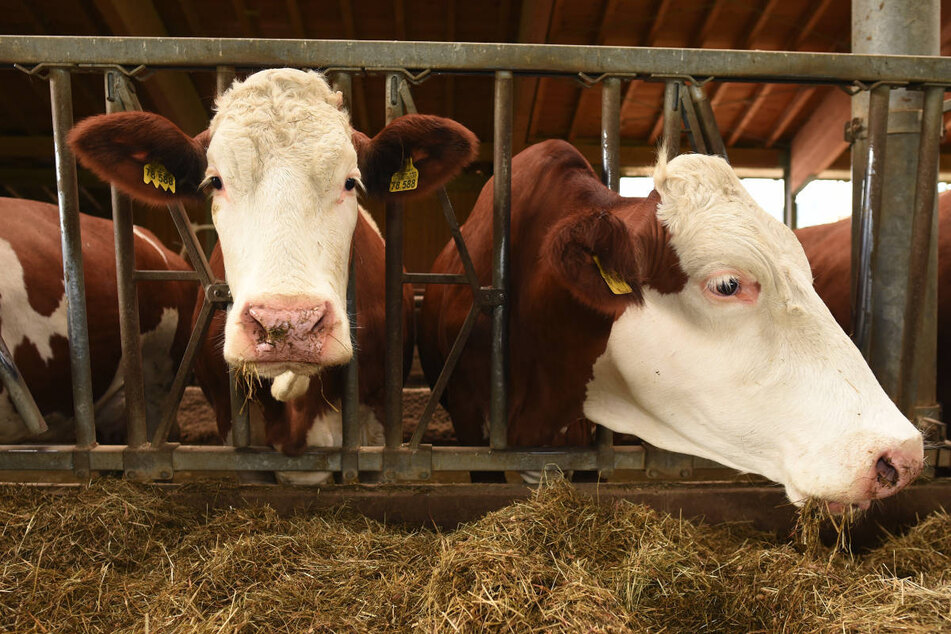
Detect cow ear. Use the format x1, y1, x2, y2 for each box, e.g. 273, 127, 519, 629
353, 114, 478, 200
545, 211, 643, 316
68, 111, 208, 206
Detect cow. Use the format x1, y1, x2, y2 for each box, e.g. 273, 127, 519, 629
419, 140, 923, 510
796, 191, 951, 415
0, 196, 194, 443
69, 69, 478, 481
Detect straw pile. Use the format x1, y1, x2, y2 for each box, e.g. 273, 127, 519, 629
1, 478, 948, 633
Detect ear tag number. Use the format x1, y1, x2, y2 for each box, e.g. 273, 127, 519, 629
388, 157, 419, 193
593, 255, 633, 295
143, 162, 176, 193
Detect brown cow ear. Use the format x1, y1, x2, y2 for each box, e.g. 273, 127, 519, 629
545, 210, 644, 316
68, 112, 208, 206
354, 114, 478, 200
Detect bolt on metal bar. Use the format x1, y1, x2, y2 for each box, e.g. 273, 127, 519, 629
662, 80, 682, 160
853, 84, 890, 357
106, 71, 148, 447
0, 333, 47, 436
897, 85, 944, 412
331, 70, 360, 484
152, 296, 215, 447
383, 73, 406, 472
49, 67, 96, 450
688, 83, 728, 160
489, 70, 513, 451
409, 303, 480, 448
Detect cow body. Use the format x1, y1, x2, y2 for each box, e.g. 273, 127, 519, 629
421, 140, 922, 508
70, 69, 477, 477
796, 192, 951, 413
0, 197, 193, 443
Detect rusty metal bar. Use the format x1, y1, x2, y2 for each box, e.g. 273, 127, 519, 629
489, 70, 512, 451
151, 297, 214, 447
662, 80, 681, 160
0, 334, 47, 436
49, 67, 96, 449
409, 303, 480, 448
601, 77, 621, 191
897, 85, 944, 413
782, 150, 797, 229
383, 73, 406, 476
853, 83, 890, 357
6, 37, 951, 86
105, 71, 149, 447
331, 70, 360, 483
688, 83, 728, 160
167, 203, 215, 287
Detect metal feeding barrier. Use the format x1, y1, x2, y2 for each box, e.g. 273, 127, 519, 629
0, 36, 949, 483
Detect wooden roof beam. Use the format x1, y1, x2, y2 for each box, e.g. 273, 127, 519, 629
764, 86, 817, 148
286, 0, 306, 38
788, 88, 850, 192
338, 0, 370, 133
623, 0, 673, 144
516, 0, 556, 149
727, 84, 774, 146
567, 0, 618, 141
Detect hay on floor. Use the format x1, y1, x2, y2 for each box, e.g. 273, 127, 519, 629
0, 478, 948, 633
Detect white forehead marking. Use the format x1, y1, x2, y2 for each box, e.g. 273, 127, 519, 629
652, 152, 813, 301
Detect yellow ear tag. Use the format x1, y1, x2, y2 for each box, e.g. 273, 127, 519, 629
143, 162, 176, 194
388, 157, 419, 193
592, 255, 633, 295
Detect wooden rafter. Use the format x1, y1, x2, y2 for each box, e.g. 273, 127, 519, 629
338, 0, 370, 133
567, 0, 617, 141
518, 0, 557, 149
230, 0, 257, 38
692, 0, 728, 46
765, 87, 817, 148
727, 84, 774, 146
444, 0, 456, 120
174, 0, 202, 34
286, 0, 306, 38
394, 0, 406, 41
788, 88, 850, 191
623, 0, 673, 144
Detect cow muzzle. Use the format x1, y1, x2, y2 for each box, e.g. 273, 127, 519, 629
231, 297, 344, 370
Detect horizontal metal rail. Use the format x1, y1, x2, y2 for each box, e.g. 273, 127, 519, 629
3, 37, 951, 85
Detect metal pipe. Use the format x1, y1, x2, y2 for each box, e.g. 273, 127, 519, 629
489, 71, 513, 451
340, 253, 360, 482
601, 77, 621, 191
5, 37, 951, 85
661, 80, 681, 160
897, 85, 944, 413
133, 270, 201, 282
680, 88, 708, 155
782, 150, 797, 229
0, 334, 47, 435
688, 83, 728, 160
853, 83, 890, 357
215, 65, 235, 96
228, 364, 250, 447
383, 73, 405, 465
49, 67, 96, 449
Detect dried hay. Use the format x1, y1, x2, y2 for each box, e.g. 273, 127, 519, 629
0, 477, 948, 633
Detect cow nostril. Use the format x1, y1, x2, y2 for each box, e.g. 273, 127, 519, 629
876, 456, 899, 488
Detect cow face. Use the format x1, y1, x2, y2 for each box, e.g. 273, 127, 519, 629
69, 68, 477, 380
564, 153, 922, 508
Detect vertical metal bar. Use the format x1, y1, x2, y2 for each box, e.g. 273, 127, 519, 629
228, 365, 250, 447
489, 70, 512, 451
0, 334, 47, 435
897, 85, 943, 413
688, 83, 728, 160
600, 77, 621, 191
332, 71, 360, 482
106, 72, 148, 447
853, 83, 890, 357
598, 76, 620, 477
662, 80, 681, 161
782, 149, 798, 229
383, 73, 405, 470
49, 67, 96, 449
215, 65, 235, 96
679, 89, 708, 155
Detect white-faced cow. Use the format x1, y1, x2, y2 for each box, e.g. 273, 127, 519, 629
70, 69, 478, 480
420, 140, 923, 509
796, 191, 951, 415
0, 197, 194, 443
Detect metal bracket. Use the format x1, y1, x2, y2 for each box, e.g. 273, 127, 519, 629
844, 117, 866, 143
477, 288, 505, 308
124, 443, 178, 481
205, 282, 232, 304
15, 63, 149, 81
381, 445, 433, 481
72, 448, 92, 481
374, 68, 432, 84
650, 73, 714, 87
575, 72, 641, 88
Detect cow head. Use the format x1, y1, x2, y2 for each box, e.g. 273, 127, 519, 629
550, 152, 923, 509
70, 69, 477, 380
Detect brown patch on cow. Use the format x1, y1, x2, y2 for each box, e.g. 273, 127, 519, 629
354, 114, 478, 201
69, 112, 207, 206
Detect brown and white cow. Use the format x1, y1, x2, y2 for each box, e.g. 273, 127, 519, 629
0, 197, 194, 443
420, 140, 923, 509
70, 69, 478, 480
796, 191, 951, 414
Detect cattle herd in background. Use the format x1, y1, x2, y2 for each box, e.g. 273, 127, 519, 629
0, 69, 937, 508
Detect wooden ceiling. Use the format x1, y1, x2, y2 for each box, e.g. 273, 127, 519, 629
3, 0, 951, 211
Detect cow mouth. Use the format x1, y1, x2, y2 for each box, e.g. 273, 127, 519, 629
823, 499, 872, 514
234, 360, 322, 381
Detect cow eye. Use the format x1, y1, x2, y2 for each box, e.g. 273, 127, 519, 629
209, 176, 223, 190
344, 177, 356, 191
712, 276, 740, 296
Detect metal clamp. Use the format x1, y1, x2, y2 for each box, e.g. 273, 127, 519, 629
124, 443, 178, 481
650, 73, 714, 87
15, 62, 150, 80
373, 67, 432, 84
575, 72, 641, 88
205, 282, 232, 303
